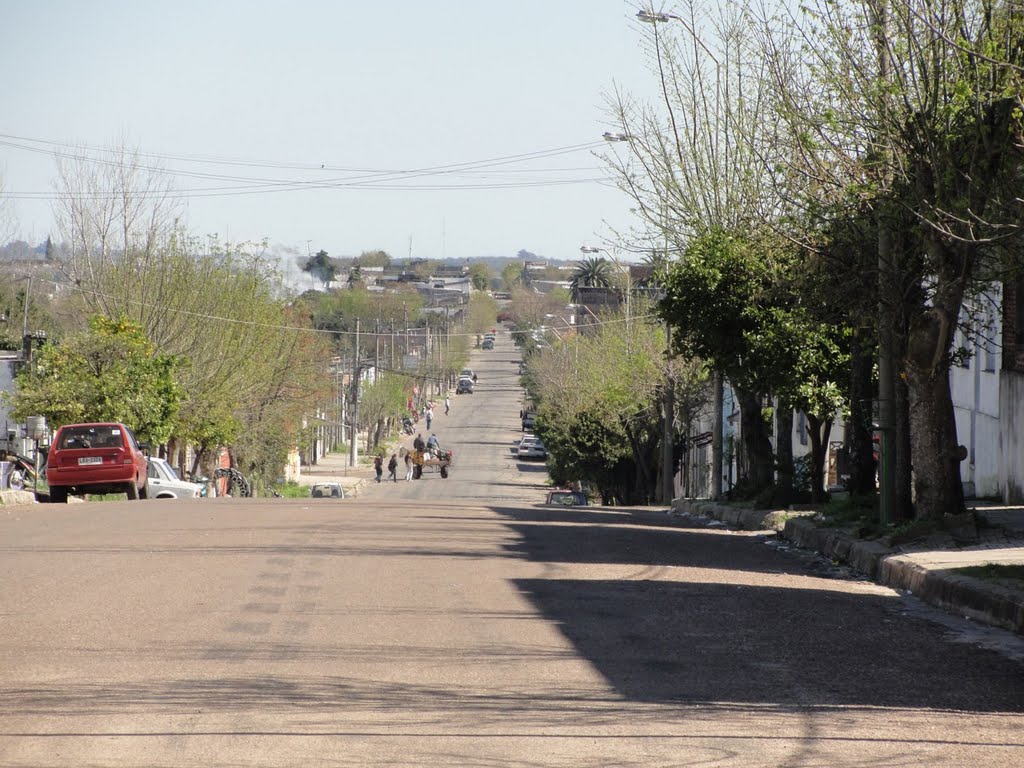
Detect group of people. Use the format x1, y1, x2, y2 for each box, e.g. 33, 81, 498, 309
371, 392, 453, 484
375, 450, 415, 482
418, 396, 451, 430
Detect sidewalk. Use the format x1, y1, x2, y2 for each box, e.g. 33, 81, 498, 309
673, 498, 1024, 636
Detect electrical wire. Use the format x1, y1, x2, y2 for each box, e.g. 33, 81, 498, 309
0, 133, 609, 199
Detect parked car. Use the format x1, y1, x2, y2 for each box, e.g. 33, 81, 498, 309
310, 482, 345, 499
521, 411, 536, 431
147, 457, 203, 499
457, 378, 475, 394
460, 368, 475, 380
545, 489, 589, 506
482, 338, 494, 350
46, 422, 150, 503
517, 434, 547, 461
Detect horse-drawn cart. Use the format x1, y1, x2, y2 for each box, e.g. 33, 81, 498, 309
411, 448, 453, 479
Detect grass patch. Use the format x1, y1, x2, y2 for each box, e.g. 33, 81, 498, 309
956, 563, 1024, 588
274, 481, 311, 498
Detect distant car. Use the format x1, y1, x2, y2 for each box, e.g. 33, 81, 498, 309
457, 378, 475, 394
460, 368, 475, 380
310, 482, 345, 499
147, 457, 203, 499
545, 489, 588, 506
46, 422, 150, 503
482, 338, 494, 350
517, 435, 547, 461
521, 411, 536, 431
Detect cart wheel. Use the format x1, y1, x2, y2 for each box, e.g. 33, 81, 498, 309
440, 465, 448, 479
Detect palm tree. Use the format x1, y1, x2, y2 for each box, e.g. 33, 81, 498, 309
569, 257, 613, 302
640, 251, 670, 290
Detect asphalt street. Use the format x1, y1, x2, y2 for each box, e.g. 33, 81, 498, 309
1, 331, 1023, 767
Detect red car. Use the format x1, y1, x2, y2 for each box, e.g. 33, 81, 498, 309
46, 422, 150, 503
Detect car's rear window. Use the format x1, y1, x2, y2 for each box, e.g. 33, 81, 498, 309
57, 426, 124, 450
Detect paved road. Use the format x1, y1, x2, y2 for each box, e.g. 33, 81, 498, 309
2, 331, 1023, 766
365, 330, 545, 503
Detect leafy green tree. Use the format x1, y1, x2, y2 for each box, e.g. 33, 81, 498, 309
7, 316, 182, 445
524, 298, 685, 503
501, 262, 524, 292
760, 0, 1024, 518
303, 249, 337, 289
358, 373, 410, 448
467, 262, 492, 291
465, 292, 498, 334
354, 249, 391, 269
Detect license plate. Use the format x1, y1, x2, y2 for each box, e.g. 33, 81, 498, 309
78, 456, 103, 465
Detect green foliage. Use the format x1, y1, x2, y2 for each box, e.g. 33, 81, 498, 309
358, 373, 410, 433
537, 408, 632, 492
302, 249, 337, 288
274, 481, 311, 498
354, 249, 391, 268
7, 316, 183, 445
467, 262, 493, 291
465, 293, 498, 334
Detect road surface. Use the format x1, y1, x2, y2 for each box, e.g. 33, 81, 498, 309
2, 331, 1022, 766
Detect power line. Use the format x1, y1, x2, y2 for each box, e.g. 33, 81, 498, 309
0, 134, 609, 199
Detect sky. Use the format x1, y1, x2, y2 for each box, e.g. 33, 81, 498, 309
0, 0, 660, 267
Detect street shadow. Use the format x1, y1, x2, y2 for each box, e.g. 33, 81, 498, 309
488, 504, 1024, 714
514, 463, 548, 473
512, 576, 1024, 712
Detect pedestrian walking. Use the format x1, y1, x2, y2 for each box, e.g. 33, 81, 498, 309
444, 396, 450, 415
413, 433, 425, 452
387, 454, 398, 482
404, 452, 414, 481
425, 405, 434, 431
373, 454, 383, 483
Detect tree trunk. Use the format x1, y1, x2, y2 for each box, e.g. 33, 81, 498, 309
904, 253, 968, 519
846, 334, 876, 495
736, 388, 773, 492
806, 413, 833, 503
894, 370, 914, 519
775, 403, 794, 492
622, 418, 657, 505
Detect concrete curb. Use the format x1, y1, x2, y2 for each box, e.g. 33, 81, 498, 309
673, 499, 1024, 636
0, 489, 37, 506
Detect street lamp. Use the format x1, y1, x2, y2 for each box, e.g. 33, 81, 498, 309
636, 9, 720, 66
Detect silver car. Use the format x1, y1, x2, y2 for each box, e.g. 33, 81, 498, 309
517, 435, 547, 461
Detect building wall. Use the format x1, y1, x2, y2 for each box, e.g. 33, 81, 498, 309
1000, 371, 1024, 503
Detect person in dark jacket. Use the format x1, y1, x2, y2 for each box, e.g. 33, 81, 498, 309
373, 454, 383, 483
413, 433, 426, 452
387, 454, 398, 482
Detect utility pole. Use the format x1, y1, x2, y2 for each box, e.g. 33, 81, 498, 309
349, 319, 360, 467
711, 371, 723, 499
662, 324, 674, 504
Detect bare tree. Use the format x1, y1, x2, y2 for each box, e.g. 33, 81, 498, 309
51, 137, 180, 320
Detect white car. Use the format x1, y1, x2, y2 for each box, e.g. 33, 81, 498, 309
517, 435, 547, 461
146, 457, 203, 499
